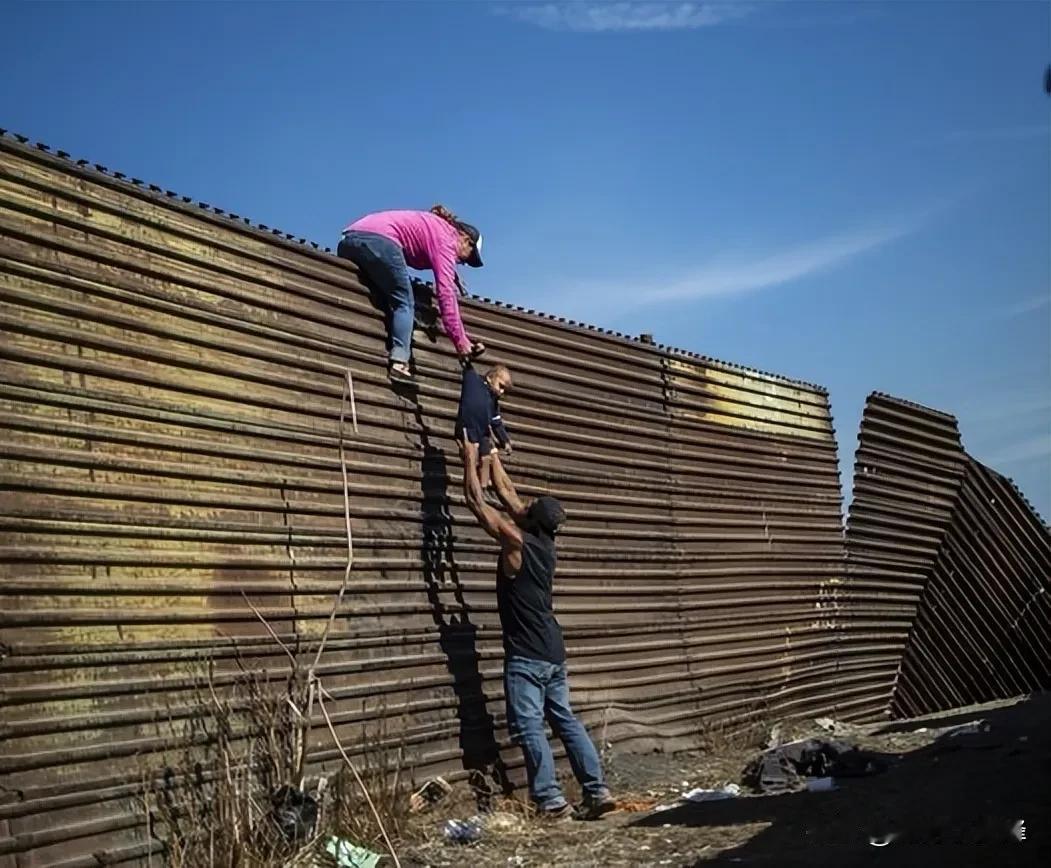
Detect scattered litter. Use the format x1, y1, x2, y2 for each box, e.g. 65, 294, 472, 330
764, 723, 784, 749
325, 836, 382, 868
653, 783, 740, 811
484, 811, 526, 833
942, 720, 984, 738
410, 776, 453, 813
269, 785, 318, 842
805, 776, 837, 792
814, 717, 860, 736
443, 816, 485, 844
934, 720, 1000, 752
683, 783, 741, 803
507, 857, 525, 867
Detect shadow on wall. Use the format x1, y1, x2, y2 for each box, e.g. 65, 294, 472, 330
634, 694, 1050, 867
412, 401, 511, 808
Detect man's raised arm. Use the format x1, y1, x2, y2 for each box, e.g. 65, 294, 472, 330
488, 452, 528, 521
461, 441, 523, 550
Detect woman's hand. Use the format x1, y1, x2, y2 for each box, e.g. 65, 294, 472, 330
457, 341, 486, 367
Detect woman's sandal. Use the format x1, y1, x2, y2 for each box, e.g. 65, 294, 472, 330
388, 361, 415, 385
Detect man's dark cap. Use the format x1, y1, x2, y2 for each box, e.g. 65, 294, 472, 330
528, 496, 565, 534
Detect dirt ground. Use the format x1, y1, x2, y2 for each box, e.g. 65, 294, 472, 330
397, 694, 1050, 867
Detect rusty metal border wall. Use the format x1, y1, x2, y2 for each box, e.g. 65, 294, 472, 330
2, 131, 1048, 867
0, 132, 847, 866
841, 393, 968, 713
844, 393, 1050, 720
892, 458, 1051, 716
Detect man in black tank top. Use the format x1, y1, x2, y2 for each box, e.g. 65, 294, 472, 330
461, 442, 615, 820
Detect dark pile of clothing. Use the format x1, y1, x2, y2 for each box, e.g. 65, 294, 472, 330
743, 738, 890, 794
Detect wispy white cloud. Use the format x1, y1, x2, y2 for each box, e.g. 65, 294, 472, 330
963, 391, 1051, 424
1001, 293, 1051, 317
980, 434, 1051, 467
498, 1, 754, 32
643, 220, 919, 304
539, 210, 931, 318
953, 384, 1050, 485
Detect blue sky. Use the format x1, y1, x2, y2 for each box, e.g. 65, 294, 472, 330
2, 1, 1048, 517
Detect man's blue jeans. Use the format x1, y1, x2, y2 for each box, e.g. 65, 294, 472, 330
504, 656, 609, 810
337, 231, 414, 364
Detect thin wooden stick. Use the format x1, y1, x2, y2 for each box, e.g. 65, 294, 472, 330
319, 685, 401, 868
311, 369, 357, 671
240, 591, 297, 670
142, 793, 152, 868
347, 369, 359, 435
295, 677, 315, 787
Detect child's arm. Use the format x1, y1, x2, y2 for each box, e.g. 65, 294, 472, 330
490, 407, 511, 454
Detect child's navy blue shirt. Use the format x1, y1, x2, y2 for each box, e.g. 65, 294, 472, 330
457, 367, 510, 453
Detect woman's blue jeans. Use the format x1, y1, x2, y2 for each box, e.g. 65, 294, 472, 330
337, 230, 414, 363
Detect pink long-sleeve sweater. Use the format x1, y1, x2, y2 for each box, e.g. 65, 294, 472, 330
346, 210, 472, 354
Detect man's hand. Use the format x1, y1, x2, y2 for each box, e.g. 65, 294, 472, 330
503, 443, 513, 457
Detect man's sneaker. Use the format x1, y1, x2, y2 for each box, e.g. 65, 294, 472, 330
577, 791, 616, 820
539, 802, 574, 821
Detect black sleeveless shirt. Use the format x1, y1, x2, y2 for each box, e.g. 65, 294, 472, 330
496, 530, 566, 664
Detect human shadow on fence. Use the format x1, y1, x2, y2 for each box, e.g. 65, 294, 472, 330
412, 401, 510, 808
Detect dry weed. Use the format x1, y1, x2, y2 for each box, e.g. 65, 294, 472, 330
139, 656, 324, 868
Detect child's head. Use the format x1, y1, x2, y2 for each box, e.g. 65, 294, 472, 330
485, 364, 512, 397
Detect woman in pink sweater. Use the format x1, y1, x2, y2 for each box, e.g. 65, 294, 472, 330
338, 205, 486, 384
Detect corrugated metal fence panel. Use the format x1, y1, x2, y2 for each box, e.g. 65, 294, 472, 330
841, 393, 968, 717
0, 134, 847, 865
662, 357, 848, 727
844, 392, 1051, 722
892, 459, 1051, 717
